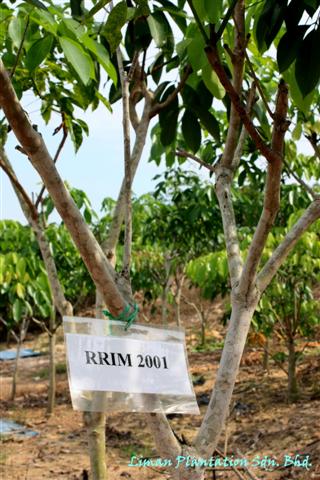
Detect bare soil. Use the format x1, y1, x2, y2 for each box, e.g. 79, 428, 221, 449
1, 298, 319, 480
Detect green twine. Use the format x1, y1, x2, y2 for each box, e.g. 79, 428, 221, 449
103, 303, 139, 331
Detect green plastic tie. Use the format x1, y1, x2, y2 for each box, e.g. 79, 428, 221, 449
103, 303, 139, 331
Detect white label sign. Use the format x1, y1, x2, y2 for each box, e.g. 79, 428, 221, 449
65, 333, 193, 396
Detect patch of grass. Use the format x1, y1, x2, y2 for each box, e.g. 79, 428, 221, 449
36, 362, 67, 379
56, 362, 67, 375
37, 368, 49, 380
192, 340, 224, 352
119, 443, 154, 459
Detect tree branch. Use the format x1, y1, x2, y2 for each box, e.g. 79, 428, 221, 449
175, 148, 216, 173
283, 159, 319, 200
0, 57, 126, 317
186, 0, 209, 43
215, 166, 243, 287
245, 50, 274, 119
221, 0, 246, 169
149, 67, 191, 119
35, 119, 68, 208
306, 132, 320, 160
231, 82, 256, 171
205, 43, 279, 164
0, 148, 37, 219
0, 146, 73, 317
238, 81, 289, 296
10, 16, 29, 78
101, 92, 152, 261
215, 0, 239, 42
257, 198, 320, 293
116, 45, 133, 282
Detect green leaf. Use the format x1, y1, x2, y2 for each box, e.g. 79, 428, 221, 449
192, 0, 206, 21
30, 10, 57, 35
8, 16, 26, 49
24, 0, 47, 10
159, 86, 179, 146
85, 0, 112, 20
295, 26, 320, 98
187, 33, 206, 71
182, 110, 201, 153
16, 257, 26, 278
60, 18, 86, 40
277, 26, 308, 73
147, 10, 174, 57
25, 35, 53, 71
238, 169, 247, 187
202, 63, 225, 99
155, 0, 187, 33
255, 0, 286, 52
59, 36, 95, 85
204, 0, 222, 23
181, 85, 220, 141
103, 1, 127, 53
70, 0, 84, 18
16, 282, 25, 299
198, 110, 220, 142
150, 53, 164, 85
81, 36, 117, 85
96, 91, 112, 112
13, 298, 23, 322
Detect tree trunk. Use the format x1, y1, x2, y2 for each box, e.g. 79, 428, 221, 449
200, 309, 206, 347
174, 274, 185, 327
83, 412, 107, 480
262, 336, 269, 373
11, 337, 21, 401
47, 312, 56, 415
287, 338, 298, 402
194, 295, 258, 456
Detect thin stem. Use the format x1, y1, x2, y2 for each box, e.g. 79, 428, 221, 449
122, 74, 133, 279
149, 66, 191, 118
283, 159, 318, 200
216, 0, 239, 42
187, 0, 209, 43
149, 56, 179, 76
245, 50, 274, 119
35, 121, 68, 208
175, 149, 216, 172
205, 43, 280, 164
10, 16, 30, 78
306, 132, 320, 160
0, 150, 37, 219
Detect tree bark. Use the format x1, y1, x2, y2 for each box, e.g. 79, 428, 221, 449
194, 295, 258, 456
11, 337, 21, 401
287, 338, 298, 402
83, 412, 108, 480
173, 273, 185, 327
262, 336, 269, 373
47, 312, 56, 415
